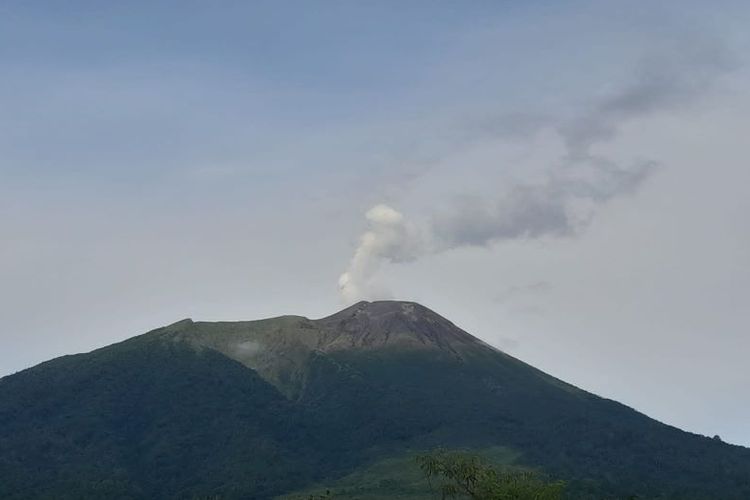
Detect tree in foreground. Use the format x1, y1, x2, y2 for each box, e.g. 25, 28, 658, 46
416, 450, 565, 500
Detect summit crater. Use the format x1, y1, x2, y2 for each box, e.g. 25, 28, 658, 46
313, 300, 482, 352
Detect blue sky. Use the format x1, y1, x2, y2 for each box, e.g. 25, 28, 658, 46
2, 1, 750, 446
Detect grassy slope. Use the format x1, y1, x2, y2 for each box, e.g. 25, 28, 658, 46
278, 447, 520, 500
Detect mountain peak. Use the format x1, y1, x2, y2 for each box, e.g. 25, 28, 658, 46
320, 300, 433, 321
315, 300, 480, 353
159, 301, 490, 399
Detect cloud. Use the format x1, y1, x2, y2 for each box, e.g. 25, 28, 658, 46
338, 41, 734, 303
560, 39, 734, 161
234, 340, 264, 358
493, 281, 551, 305
433, 40, 731, 250
432, 184, 572, 247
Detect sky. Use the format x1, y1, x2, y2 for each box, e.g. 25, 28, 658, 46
1, 1, 749, 445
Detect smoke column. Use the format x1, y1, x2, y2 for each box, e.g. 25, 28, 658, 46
338, 204, 423, 303
338, 43, 732, 303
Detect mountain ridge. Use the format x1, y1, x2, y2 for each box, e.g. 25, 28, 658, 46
1, 301, 749, 499
156, 300, 571, 400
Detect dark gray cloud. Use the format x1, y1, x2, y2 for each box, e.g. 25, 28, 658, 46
433, 186, 571, 247
430, 41, 732, 249
431, 157, 657, 248
342, 38, 734, 298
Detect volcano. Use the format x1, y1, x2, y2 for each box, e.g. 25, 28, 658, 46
1, 300, 748, 499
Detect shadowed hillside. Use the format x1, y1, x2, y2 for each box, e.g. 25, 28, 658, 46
1, 301, 749, 499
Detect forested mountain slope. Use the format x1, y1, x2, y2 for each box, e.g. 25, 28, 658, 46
1, 301, 748, 499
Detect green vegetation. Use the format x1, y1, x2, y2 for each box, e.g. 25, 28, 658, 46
281, 448, 519, 499
280, 452, 436, 499
416, 450, 564, 499
2, 302, 750, 499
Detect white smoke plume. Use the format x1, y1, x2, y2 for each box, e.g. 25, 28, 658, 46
338, 204, 424, 303
338, 43, 732, 303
